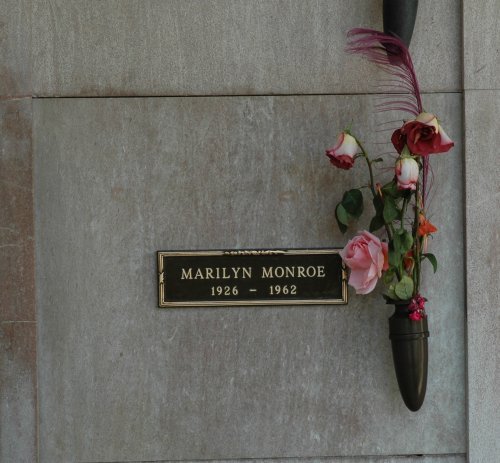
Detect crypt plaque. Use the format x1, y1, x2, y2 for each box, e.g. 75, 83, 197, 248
157, 249, 347, 307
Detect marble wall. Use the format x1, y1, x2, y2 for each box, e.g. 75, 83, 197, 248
3, 1, 495, 462
463, 2, 500, 462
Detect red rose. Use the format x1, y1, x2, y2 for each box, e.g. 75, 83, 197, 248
391, 129, 406, 154
391, 112, 454, 156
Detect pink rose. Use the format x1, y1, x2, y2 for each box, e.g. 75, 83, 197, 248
340, 231, 389, 295
325, 132, 360, 170
395, 157, 419, 190
391, 112, 454, 156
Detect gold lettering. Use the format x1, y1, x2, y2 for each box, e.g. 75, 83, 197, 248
260, 265, 327, 279
194, 269, 204, 279
183, 267, 255, 280
261, 267, 273, 278
181, 268, 193, 279
242, 267, 252, 279
285, 267, 295, 278
274, 267, 284, 278
205, 268, 214, 279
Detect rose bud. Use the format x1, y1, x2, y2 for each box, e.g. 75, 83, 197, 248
340, 230, 389, 295
392, 112, 454, 156
325, 132, 360, 170
395, 157, 419, 190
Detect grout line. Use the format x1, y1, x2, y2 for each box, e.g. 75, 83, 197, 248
10, 89, 500, 101
0, 94, 33, 101
5, 91, 484, 101
460, 2, 470, 463
78, 453, 467, 463
0, 320, 37, 324
31, 90, 464, 99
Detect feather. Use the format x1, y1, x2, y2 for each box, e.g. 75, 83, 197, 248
346, 28, 430, 205
346, 28, 422, 116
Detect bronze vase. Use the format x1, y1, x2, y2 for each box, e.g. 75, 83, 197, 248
388, 301, 429, 411
383, 0, 419, 47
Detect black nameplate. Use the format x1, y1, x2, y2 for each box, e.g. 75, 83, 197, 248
157, 249, 347, 307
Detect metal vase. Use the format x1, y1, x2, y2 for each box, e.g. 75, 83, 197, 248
383, 0, 419, 47
389, 302, 429, 411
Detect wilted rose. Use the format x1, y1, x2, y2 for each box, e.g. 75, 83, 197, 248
340, 230, 389, 295
395, 157, 419, 190
391, 112, 454, 156
403, 250, 414, 273
418, 215, 438, 252
325, 132, 360, 170
418, 215, 437, 237
409, 310, 424, 321
408, 294, 427, 321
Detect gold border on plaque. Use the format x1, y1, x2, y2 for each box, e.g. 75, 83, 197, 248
157, 249, 348, 307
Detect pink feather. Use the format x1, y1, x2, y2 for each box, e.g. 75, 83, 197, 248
346, 28, 430, 205
346, 28, 422, 115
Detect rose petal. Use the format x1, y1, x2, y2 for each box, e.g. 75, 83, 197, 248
416, 112, 439, 131
356, 275, 378, 295
341, 231, 386, 294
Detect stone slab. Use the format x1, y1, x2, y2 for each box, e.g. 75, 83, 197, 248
34, 94, 464, 462
32, 0, 461, 97
0, 0, 32, 96
0, 321, 37, 463
0, 99, 35, 322
464, 90, 500, 463
464, 1, 500, 90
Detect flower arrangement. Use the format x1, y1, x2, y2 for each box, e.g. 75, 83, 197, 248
326, 29, 454, 321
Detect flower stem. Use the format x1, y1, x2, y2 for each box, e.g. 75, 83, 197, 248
401, 197, 409, 230
412, 175, 421, 296
355, 137, 393, 242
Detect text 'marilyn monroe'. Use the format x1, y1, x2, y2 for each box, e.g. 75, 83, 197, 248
180, 265, 326, 280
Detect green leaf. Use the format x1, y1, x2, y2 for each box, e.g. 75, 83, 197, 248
372, 157, 384, 163
383, 196, 400, 223
335, 203, 348, 234
389, 248, 401, 268
369, 215, 385, 232
335, 203, 349, 226
393, 230, 413, 255
401, 231, 413, 253
401, 145, 412, 157
342, 189, 364, 219
373, 195, 384, 215
392, 234, 401, 256
422, 253, 438, 273
383, 269, 395, 285
382, 180, 399, 198
394, 276, 414, 300
385, 285, 398, 301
